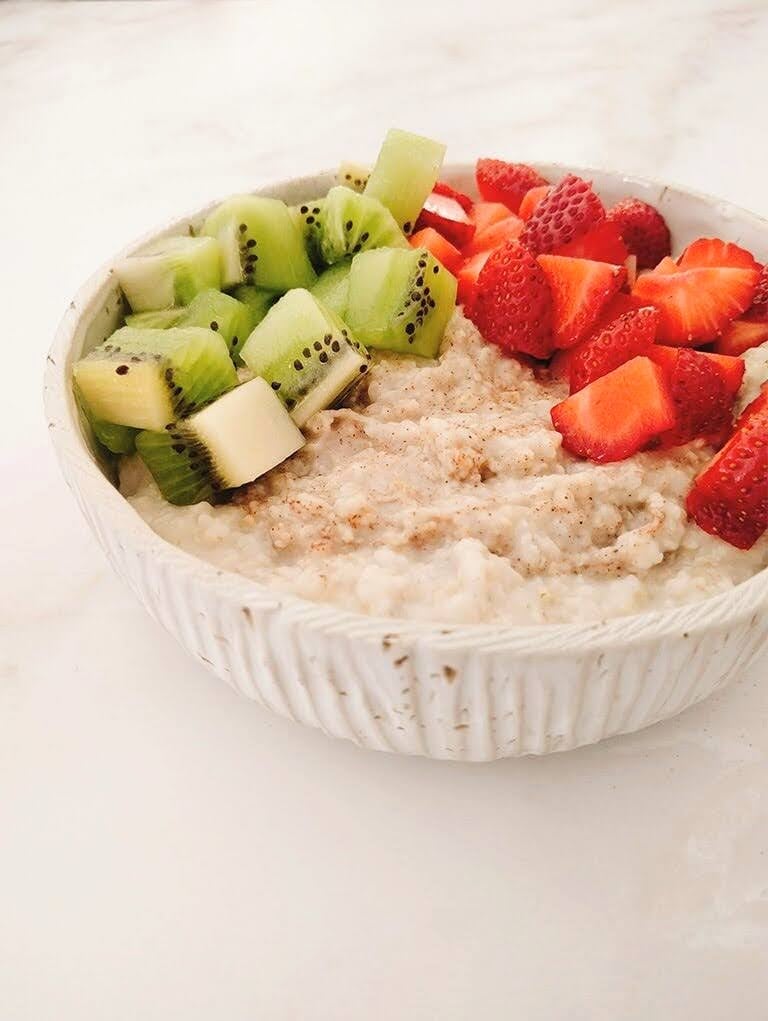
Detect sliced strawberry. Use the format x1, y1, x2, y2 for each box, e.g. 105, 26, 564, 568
537, 254, 626, 349
678, 237, 761, 273
432, 180, 473, 213
713, 318, 768, 356
654, 257, 679, 275
686, 386, 768, 549
632, 262, 759, 346
469, 240, 554, 358
463, 215, 524, 257
457, 250, 490, 310
625, 254, 638, 288
554, 221, 629, 264
606, 198, 671, 269
409, 228, 462, 275
551, 356, 676, 463
520, 174, 605, 255
549, 347, 574, 382
475, 159, 547, 213
568, 307, 659, 393
415, 192, 475, 248
745, 264, 768, 322
593, 291, 648, 331
518, 184, 551, 221
649, 346, 745, 396
470, 201, 514, 234
646, 347, 735, 448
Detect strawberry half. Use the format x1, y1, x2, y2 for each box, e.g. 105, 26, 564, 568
470, 201, 514, 234
606, 198, 671, 269
592, 291, 648, 331
463, 214, 524, 257
745, 264, 768, 322
469, 240, 554, 358
649, 346, 745, 395
537, 254, 626, 349
432, 180, 474, 213
686, 386, 768, 549
568, 307, 659, 393
520, 174, 605, 255
553, 221, 629, 265
457, 250, 491, 310
409, 228, 462, 274
632, 261, 759, 346
678, 237, 761, 273
646, 347, 736, 448
518, 185, 551, 221
714, 318, 768, 356
551, 356, 676, 463
415, 192, 475, 248
475, 159, 547, 213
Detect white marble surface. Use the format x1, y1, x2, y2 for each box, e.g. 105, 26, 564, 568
2, 1, 768, 1017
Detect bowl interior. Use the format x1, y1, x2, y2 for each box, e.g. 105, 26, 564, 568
45, 162, 768, 647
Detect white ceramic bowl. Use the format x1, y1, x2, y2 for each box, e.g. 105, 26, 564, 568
44, 163, 768, 761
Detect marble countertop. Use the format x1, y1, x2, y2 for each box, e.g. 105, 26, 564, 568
2, 1, 767, 1017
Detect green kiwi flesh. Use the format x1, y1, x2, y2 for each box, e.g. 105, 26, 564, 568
115, 236, 222, 312
364, 128, 446, 234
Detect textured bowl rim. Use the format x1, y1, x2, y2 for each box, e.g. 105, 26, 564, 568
44, 162, 768, 655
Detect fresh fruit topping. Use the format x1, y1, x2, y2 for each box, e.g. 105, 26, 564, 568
456, 250, 490, 309
415, 191, 475, 248
745, 264, 768, 322
549, 347, 574, 382
241, 289, 369, 427
551, 356, 676, 463
648, 346, 746, 395
654, 256, 679, 274
647, 347, 735, 448
520, 174, 605, 255
346, 246, 457, 359
115, 236, 222, 312
364, 128, 446, 233
337, 161, 370, 193
605, 198, 671, 270
468, 240, 554, 358
592, 291, 648, 331
475, 159, 547, 213
678, 237, 761, 272
470, 201, 515, 234
625, 254, 638, 288
409, 227, 463, 274
518, 185, 551, 221
632, 259, 759, 346
309, 259, 353, 319
463, 214, 524, 257
315, 186, 408, 265
432, 180, 473, 212
686, 386, 768, 549
537, 254, 626, 349
714, 317, 768, 356
554, 221, 629, 264
568, 307, 659, 393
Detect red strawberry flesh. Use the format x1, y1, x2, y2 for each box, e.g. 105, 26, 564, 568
606, 198, 671, 270
568, 307, 659, 393
537, 254, 626, 349
475, 159, 547, 213
520, 174, 606, 255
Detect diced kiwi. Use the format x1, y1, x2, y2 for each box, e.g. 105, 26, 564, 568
240, 288, 370, 427
337, 161, 370, 192
73, 327, 237, 431
345, 247, 457, 359
202, 195, 317, 291
126, 308, 184, 329
74, 381, 137, 455
290, 199, 325, 269
125, 290, 255, 362
310, 258, 353, 318
315, 186, 407, 267
364, 128, 446, 234
229, 284, 279, 327
115, 236, 222, 312
135, 377, 305, 505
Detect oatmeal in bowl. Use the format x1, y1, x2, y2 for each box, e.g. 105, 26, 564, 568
46, 128, 768, 758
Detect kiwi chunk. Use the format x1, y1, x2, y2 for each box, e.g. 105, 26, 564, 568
310, 258, 353, 319
136, 377, 305, 505
229, 284, 279, 327
74, 381, 137, 455
364, 128, 446, 234
345, 247, 457, 359
202, 195, 317, 291
290, 199, 325, 269
73, 327, 237, 431
115, 236, 222, 312
240, 289, 370, 427
315, 186, 407, 267
337, 161, 370, 193
126, 290, 256, 361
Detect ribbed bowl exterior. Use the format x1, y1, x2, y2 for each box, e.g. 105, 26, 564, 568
44, 165, 768, 760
